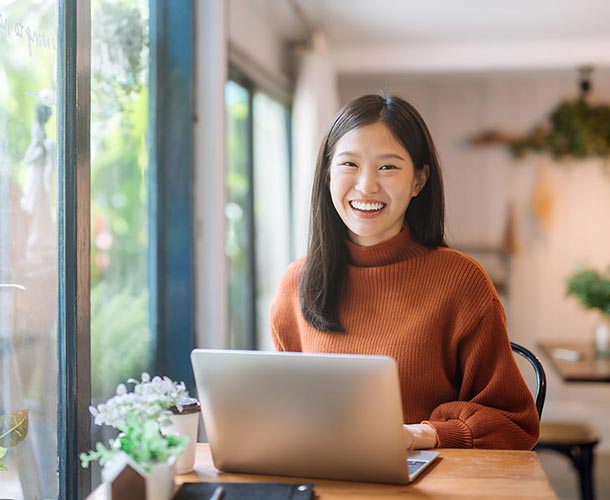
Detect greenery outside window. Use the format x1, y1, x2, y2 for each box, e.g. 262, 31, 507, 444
1, 0, 194, 496
90, 0, 151, 404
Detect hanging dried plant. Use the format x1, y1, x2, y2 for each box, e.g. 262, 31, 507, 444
469, 67, 610, 161
510, 100, 610, 159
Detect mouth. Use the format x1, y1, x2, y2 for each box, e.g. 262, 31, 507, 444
349, 200, 387, 214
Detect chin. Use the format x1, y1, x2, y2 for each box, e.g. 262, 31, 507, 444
348, 227, 386, 242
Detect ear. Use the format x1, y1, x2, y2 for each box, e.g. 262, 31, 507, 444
413, 164, 429, 197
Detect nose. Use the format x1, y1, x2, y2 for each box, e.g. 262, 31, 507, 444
355, 169, 379, 194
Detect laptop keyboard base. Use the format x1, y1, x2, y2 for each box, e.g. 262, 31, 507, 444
407, 459, 428, 476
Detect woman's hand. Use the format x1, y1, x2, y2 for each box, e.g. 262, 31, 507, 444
403, 423, 438, 449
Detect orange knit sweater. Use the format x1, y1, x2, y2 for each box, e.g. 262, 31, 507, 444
270, 227, 540, 450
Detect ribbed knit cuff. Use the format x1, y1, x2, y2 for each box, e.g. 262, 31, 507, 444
423, 419, 473, 448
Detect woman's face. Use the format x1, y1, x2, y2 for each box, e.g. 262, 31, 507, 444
329, 121, 428, 247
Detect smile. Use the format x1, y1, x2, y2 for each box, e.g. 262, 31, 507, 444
349, 200, 386, 212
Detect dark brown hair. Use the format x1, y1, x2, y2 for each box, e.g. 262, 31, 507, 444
299, 94, 447, 332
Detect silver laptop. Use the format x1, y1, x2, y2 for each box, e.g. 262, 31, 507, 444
190, 349, 439, 484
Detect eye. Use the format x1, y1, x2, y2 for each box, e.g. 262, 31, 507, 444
339, 161, 357, 167
379, 164, 399, 170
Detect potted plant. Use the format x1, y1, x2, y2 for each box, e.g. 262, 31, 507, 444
566, 268, 610, 355
80, 373, 191, 500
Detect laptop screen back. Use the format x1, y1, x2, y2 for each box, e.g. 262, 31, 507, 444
191, 349, 411, 484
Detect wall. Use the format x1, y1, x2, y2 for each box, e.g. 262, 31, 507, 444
193, 0, 291, 350
228, 0, 291, 90
194, 0, 228, 349
339, 70, 610, 449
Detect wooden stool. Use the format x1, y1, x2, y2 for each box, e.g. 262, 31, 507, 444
536, 422, 600, 500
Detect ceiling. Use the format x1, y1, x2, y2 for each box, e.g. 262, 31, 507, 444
264, 0, 610, 45
257, 0, 610, 73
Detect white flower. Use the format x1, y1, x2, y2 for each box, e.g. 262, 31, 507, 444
90, 372, 190, 430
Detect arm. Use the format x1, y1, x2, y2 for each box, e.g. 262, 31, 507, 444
269, 260, 305, 352
424, 299, 539, 450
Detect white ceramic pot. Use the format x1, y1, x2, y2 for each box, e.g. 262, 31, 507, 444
594, 319, 610, 356
162, 398, 201, 474
144, 459, 176, 500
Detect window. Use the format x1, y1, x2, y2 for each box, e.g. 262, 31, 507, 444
1, 0, 194, 496
0, 2, 59, 498
90, 0, 152, 404
225, 74, 291, 351
88, 0, 153, 488
252, 93, 291, 350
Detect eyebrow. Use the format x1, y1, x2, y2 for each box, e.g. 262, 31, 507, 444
335, 151, 406, 161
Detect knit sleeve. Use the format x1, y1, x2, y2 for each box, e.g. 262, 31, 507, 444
269, 259, 304, 352
424, 299, 540, 450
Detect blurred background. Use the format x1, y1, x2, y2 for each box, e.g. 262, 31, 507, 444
1, 0, 610, 498
225, 6, 610, 498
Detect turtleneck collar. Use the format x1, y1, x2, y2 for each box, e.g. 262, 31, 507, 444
346, 226, 428, 267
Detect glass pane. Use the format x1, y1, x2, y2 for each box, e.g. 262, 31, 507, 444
225, 80, 253, 349
253, 93, 291, 350
89, 0, 151, 484
90, 0, 151, 401
0, 1, 59, 498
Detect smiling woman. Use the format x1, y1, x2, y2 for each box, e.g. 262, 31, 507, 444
329, 122, 428, 247
270, 94, 540, 453
299, 95, 446, 333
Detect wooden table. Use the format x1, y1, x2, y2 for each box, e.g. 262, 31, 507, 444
539, 341, 610, 382
89, 444, 557, 499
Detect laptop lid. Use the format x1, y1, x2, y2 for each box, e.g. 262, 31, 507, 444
190, 349, 412, 484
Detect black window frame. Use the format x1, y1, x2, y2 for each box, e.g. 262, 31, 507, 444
57, 0, 195, 497
57, 0, 91, 497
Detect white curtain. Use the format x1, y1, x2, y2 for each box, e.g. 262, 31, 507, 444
291, 31, 340, 257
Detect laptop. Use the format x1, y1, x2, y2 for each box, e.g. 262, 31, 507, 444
190, 349, 439, 484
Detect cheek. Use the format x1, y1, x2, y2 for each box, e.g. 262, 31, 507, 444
329, 174, 346, 208
387, 181, 415, 209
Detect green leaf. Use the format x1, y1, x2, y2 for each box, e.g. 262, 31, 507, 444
0, 461, 7, 471
0, 409, 29, 448
0, 446, 7, 459
567, 268, 610, 315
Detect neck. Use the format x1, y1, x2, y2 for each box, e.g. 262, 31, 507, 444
346, 226, 428, 267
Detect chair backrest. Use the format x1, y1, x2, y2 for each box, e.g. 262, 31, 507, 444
510, 342, 546, 419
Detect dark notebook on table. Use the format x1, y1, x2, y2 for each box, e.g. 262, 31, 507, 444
172, 482, 314, 500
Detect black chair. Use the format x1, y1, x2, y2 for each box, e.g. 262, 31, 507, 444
511, 342, 546, 418
510, 342, 599, 500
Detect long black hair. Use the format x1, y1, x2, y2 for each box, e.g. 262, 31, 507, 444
299, 94, 447, 333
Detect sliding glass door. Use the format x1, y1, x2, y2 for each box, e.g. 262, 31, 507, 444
0, 2, 60, 498
1, 2, 193, 496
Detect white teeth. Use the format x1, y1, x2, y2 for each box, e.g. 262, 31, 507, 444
350, 201, 385, 211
